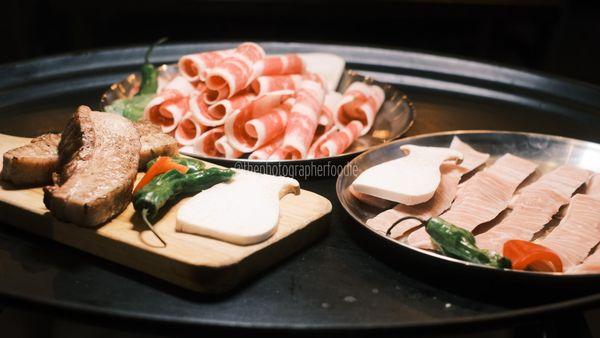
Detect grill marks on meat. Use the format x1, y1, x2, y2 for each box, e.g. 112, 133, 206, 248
1, 120, 177, 187
407, 154, 537, 249
1, 133, 61, 186
43, 106, 141, 227
475, 165, 591, 253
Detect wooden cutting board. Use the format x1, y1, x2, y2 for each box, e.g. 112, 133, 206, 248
0, 134, 332, 293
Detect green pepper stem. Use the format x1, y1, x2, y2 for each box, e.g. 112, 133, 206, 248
386, 216, 428, 237
142, 209, 167, 247
145, 37, 168, 64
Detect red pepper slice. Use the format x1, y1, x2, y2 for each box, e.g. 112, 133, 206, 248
133, 157, 188, 194
503, 240, 563, 272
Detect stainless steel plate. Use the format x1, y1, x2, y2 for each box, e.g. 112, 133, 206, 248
337, 130, 600, 280
100, 65, 415, 166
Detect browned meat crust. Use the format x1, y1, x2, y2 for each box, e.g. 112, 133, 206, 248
1, 119, 178, 187
43, 106, 141, 227
134, 119, 179, 168
1, 133, 61, 186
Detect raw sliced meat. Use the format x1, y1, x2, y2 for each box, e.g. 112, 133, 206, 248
366, 137, 489, 237
308, 121, 363, 158
335, 82, 385, 136
569, 250, 600, 274
191, 126, 227, 157
248, 136, 283, 160
205, 43, 266, 98
408, 153, 537, 248
318, 91, 343, 133
476, 165, 591, 253
214, 136, 243, 159
537, 194, 600, 270
174, 112, 208, 146
266, 147, 286, 160
279, 79, 325, 159
43, 106, 140, 227
319, 120, 363, 157
584, 174, 600, 196
189, 88, 210, 123
307, 126, 339, 159
259, 54, 305, 76
145, 76, 195, 133
563, 176, 600, 273
178, 49, 233, 82
203, 87, 230, 105
202, 92, 256, 126
224, 91, 293, 152
250, 75, 303, 96
367, 164, 467, 238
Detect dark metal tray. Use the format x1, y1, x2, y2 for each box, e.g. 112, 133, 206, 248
1, 42, 600, 336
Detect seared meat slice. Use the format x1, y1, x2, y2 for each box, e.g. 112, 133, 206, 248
43, 106, 141, 227
134, 119, 179, 168
1, 133, 61, 186
1, 119, 178, 186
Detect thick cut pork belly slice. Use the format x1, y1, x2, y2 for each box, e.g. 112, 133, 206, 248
407, 153, 537, 249
1, 133, 61, 186
365, 137, 489, 238
1, 121, 176, 186
536, 194, 600, 270
475, 165, 591, 253
43, 106, 141, 227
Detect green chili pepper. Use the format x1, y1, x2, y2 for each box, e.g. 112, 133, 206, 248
133, 167, 235, 246
425, 217, 511, 269
104, 94, 154, 121
146, 156, 205, 173
104, 37, 167, 121
137, 37, 167, 96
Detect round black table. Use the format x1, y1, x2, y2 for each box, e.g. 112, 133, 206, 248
1, 42, 600, 337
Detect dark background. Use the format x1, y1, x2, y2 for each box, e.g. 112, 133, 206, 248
4, 0, 600, 86
2, 1, 600, 337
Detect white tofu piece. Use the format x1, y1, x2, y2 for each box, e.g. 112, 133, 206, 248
351, 145, 463, 205
176, 170, 300, 245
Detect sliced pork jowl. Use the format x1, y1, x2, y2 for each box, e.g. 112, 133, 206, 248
407, 153, 537, 249
536, 193, 600, 270
44, 106, 141, 227
567, 175, 600, 273
476, 165, 591, 253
